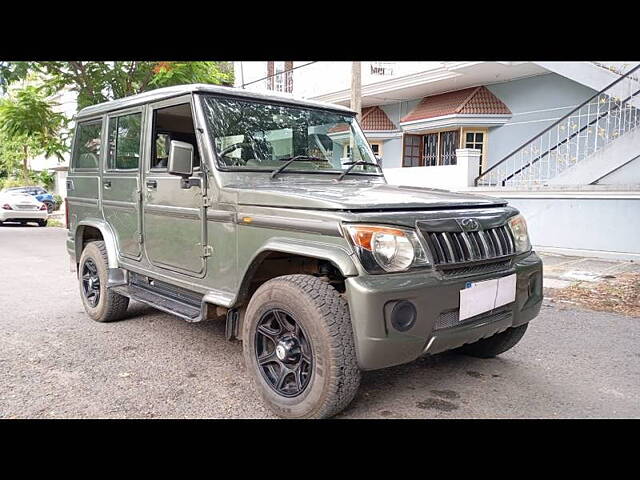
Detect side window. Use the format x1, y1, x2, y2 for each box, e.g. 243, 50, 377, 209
72, 120, 103, 170
151, 104, 200, 171
107, 113, 142, 170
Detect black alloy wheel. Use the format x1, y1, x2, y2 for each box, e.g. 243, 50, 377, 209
81, 258, 101, 307
254, 308, 313, 397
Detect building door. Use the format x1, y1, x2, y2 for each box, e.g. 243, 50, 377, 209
101, 109, 143, 260
142, 99, 206, 276
465, 131, 485, 174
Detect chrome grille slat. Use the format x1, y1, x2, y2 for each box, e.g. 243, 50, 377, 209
440, 232, 456, 263
460, 232, 476, 261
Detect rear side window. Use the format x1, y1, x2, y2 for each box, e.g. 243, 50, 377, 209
107, 113, 142, 170
72, 120, 103, 170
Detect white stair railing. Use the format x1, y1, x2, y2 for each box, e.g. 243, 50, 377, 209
475, 64, 640, 188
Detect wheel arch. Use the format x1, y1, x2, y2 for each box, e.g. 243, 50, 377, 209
233, 238, 358, 308
75, 220, 119, 269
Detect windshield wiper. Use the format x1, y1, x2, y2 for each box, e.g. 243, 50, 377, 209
336, 161, 383, 181
270, 155, 329, 179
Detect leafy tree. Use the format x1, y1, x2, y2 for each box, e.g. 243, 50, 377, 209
0, 61, 234, 109
0, 85, 68, 179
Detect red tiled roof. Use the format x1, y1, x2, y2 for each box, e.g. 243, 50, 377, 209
360, 106, 397, 131
328, 106, 397, 133
400, 86, 511, 123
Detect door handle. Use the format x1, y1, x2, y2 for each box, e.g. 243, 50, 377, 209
103, 180, 111, 189
146, 180, 157, 189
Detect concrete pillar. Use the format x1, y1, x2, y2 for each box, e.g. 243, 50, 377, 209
455, 148, 482, 186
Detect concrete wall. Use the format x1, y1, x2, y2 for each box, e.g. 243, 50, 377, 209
494, 193, 640, 259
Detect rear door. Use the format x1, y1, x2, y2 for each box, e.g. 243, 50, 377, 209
101, 107, 144, 260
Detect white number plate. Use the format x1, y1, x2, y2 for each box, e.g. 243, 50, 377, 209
459, 274, 517, 321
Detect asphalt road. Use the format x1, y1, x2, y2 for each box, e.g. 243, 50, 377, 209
1, 225, 638, 419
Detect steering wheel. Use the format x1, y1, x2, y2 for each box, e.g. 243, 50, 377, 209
219, 141, 252, 157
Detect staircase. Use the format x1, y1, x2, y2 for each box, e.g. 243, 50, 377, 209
475, 64, 640, 188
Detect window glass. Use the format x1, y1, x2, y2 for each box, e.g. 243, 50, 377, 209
72, 120, 102, 169
151, 104, 201, 171
203, 96, 380, 175
106, 113, 142, 170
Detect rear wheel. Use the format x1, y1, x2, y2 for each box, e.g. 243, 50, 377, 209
78, 241, 129, 322
37, 219, 48, 227
44, 202, 54, 213
242, 274, 360, 419
456, 323, 529, 358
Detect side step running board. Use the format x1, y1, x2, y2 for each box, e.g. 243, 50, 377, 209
112, 284, 203, 322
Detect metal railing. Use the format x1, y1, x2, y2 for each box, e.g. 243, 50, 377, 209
475, 64, 640, 188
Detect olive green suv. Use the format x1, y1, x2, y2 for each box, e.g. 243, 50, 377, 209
66, 84, 543, 418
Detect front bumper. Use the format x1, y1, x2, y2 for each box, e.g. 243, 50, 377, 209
0, 209, 48, 222
345, 251, 543, 370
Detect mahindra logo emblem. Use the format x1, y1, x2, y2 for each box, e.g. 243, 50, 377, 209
459, 218, 480, 231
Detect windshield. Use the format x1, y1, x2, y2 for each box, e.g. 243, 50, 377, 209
202, 96, 381, 176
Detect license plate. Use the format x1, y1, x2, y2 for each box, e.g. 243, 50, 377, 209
459, 274, 517, 321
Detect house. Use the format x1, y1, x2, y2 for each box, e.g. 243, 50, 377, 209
235, 61, 640, 259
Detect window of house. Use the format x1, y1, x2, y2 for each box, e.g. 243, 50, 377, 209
465, 131, 485, 173
402, 135, 422, 167
72, 119, 103, 170
403, 130, 462, 167
369, 142, 382, 157
439, 130, 459, 165
274, 61, 286, 92
106, 113, 142, 170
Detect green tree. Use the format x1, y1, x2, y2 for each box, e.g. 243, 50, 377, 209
0, 86, 68, 179
0, 61, 234, 109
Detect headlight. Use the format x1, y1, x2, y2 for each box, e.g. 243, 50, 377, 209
343, 224, 429, 273
507, 214, 531, 253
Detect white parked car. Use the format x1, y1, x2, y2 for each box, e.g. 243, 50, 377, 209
0, 192, 49, 226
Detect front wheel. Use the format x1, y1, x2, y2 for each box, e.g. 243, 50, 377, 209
37, 219, 48, 227
44, 202, 54, 213
455, 323, 529, 358
242, 274, 361, 419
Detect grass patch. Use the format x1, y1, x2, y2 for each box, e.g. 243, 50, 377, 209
47, 219, 64, 228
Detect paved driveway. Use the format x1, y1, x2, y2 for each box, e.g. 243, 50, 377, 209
1, 225, 638, 418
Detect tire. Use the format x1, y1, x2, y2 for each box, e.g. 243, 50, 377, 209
456, 323, 529, 358
44, 202, 54, 214
37, 219, 48, 227
242, 274, 361, 419
78, 241, 129, 322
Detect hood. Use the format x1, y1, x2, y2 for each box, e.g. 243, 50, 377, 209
231, 181, 506, 211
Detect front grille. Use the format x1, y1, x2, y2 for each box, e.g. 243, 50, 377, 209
435, 308, 512, 331
420, 225, 515, 267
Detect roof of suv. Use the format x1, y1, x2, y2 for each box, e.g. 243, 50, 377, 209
76, 84, 355, 120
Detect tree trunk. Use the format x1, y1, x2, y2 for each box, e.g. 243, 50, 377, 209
23, 145, 29, 180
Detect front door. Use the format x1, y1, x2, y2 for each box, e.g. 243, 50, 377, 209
142, 99, 206, 276
102, 108, 143, 260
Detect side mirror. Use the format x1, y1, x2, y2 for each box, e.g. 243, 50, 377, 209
168, 140, 194, 177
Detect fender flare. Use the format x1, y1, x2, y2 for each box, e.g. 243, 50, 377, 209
75, 219, 119, 269
233, 236, 359, 307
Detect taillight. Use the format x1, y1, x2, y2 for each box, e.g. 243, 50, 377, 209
39, 203, 47, 211
2, 203, 12, 210
64, 197, 69, 229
